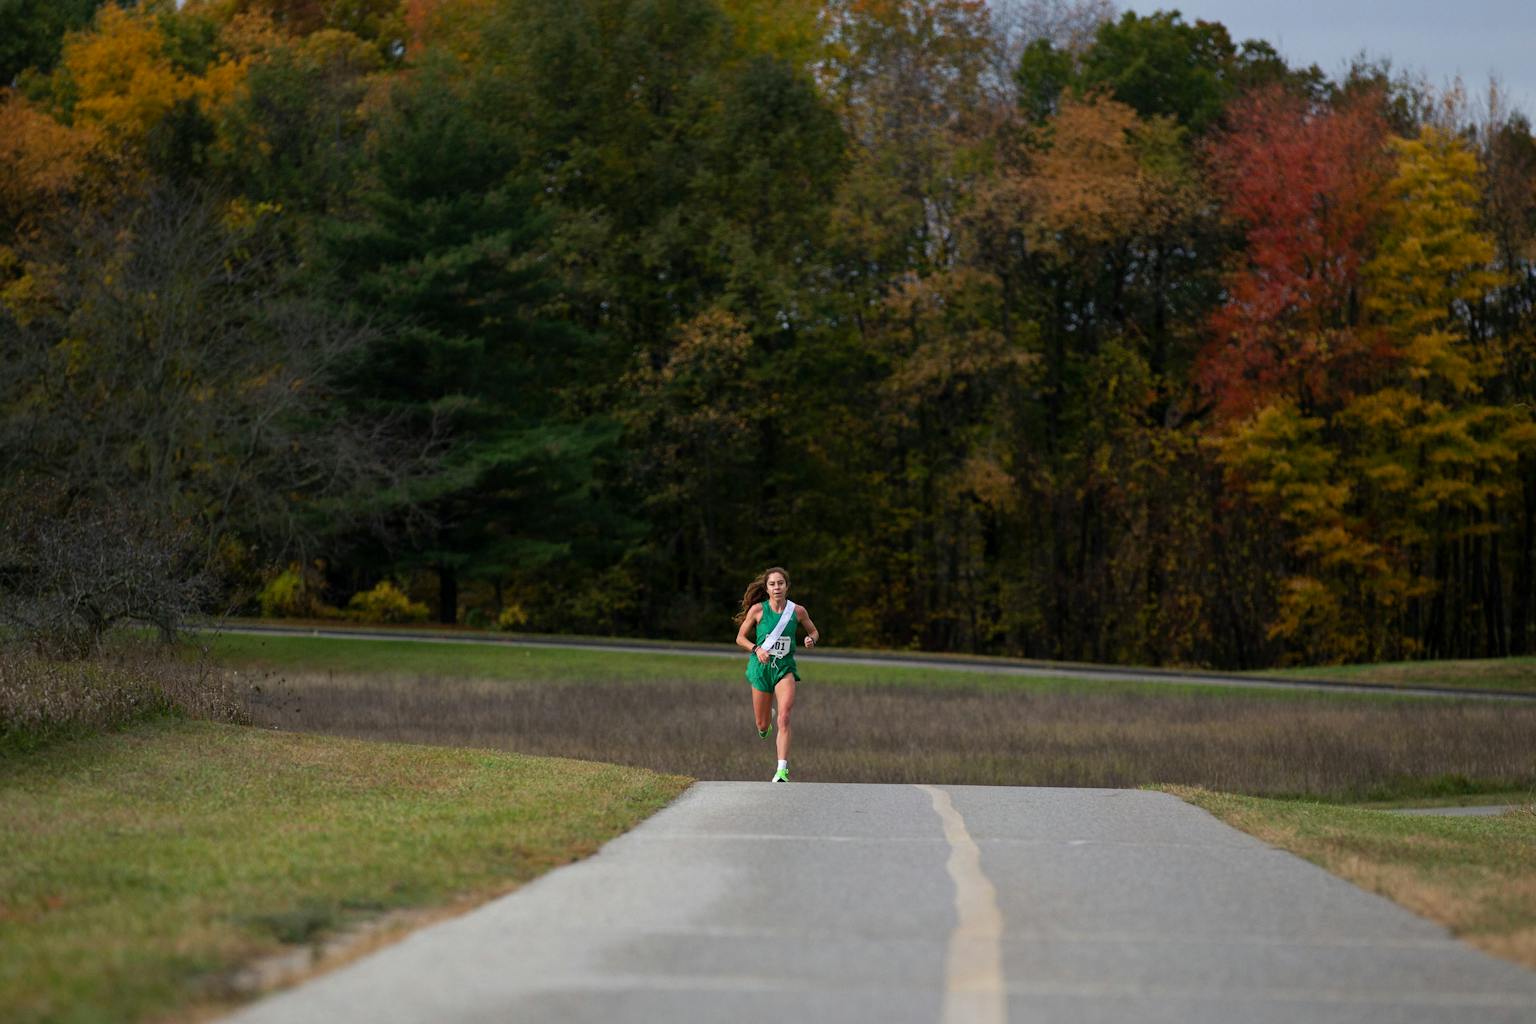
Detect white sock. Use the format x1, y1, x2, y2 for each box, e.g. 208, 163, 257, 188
777, 760, 788, 771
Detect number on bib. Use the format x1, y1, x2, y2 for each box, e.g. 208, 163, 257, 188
768, 636, 791, 658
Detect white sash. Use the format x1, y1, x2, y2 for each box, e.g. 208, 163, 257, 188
759, 600, 797, 659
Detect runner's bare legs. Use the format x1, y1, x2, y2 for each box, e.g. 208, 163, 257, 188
752, 688, 772, 734
774, 676, 796, 763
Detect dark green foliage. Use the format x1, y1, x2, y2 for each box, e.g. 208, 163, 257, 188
0, 187, 408, 650
320, 54, 615, 622
1018, 10, 1327, 135
0, 0, 104, 84
144, 97, 217, 183
216, 32, 378, 216
1080, 11, 1239, 131
1014, 37, 1074, 123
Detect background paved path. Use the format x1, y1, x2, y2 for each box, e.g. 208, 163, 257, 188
226, 784, 1536, 1024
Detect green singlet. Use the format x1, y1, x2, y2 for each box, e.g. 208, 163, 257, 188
746, 600, 800, 693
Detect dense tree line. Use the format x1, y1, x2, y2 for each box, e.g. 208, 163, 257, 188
4, 0, 1535, 667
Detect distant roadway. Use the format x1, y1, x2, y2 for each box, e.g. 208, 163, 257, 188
210, 622, 1536, 702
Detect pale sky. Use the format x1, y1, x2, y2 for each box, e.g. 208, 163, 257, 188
1119, 0, 1536, 119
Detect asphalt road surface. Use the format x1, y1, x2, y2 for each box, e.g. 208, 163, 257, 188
225, 784, 1536, 1024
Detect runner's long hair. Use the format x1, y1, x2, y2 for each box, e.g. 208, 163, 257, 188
733, 566, 790, 624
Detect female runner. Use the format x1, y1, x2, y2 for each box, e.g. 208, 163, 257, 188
734, 566, 819, 782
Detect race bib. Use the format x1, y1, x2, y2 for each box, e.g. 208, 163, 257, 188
767, 635, 791, 658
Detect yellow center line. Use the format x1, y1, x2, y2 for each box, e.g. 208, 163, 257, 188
918, 784, 1007, 1024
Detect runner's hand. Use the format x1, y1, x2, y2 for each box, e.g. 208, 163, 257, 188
755, 647, 769, 664
803, 635, 815, 648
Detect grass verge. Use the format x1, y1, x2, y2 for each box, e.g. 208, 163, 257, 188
1168, 786, 1536, 970
1260, 656, 1536, 693
0, 719, 689, 1024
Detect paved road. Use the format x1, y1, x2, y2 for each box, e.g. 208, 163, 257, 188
225, 784, 1536, 1024
211, 623, 1536, 702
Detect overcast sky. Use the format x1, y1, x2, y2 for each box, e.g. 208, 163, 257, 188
1118, 0, 1536, 118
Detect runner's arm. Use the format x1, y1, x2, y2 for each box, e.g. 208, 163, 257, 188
797, 605, 821, 647
736, 606, 764, 655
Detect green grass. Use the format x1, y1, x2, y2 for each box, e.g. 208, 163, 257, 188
1260, 656, 1536, 693
0, 719, 689, 1024
204, 631, 1432, 704
1170, 787, 1536, 970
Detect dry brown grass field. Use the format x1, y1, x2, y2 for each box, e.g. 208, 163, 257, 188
240, 666, 1536, 801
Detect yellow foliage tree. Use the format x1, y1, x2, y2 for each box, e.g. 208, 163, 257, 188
1348, 126, 1536, 651
1227, 126, 1536, 662
1221, 400, 1387, 663
1365, 127, 1505, 393
55, 4, 249, 153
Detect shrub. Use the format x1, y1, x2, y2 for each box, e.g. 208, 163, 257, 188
258, 566, 306, 618
496, 602, 529, 630
258, 563, 340, 620
346, 581, 428, 624
0, 487, 211, 657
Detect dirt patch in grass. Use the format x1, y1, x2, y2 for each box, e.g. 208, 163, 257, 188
244, 670, 1536, 800
1169, 789, 1536, 970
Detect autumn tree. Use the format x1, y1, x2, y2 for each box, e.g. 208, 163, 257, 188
50, 3, 249, 158
227, 0, 405, 50
821, 0, 998, 293
1199, 87, 1392, 419
1351, 126, 1536, 657
1200, 88, 1392, 660
1475, 100, 1536, 651
1011, 92, 1223, 660
0, 93, 101, 273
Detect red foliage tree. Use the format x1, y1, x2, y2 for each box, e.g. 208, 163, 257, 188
1198, 86, 1393, 419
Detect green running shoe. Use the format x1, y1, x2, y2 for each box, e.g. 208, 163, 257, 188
772, 766, 790, 783
758, 724, 772, 739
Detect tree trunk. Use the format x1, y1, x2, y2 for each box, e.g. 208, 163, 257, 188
1515, 468, 1535, 655
1487, 520, 1506, 657
438, 565, 458, 625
